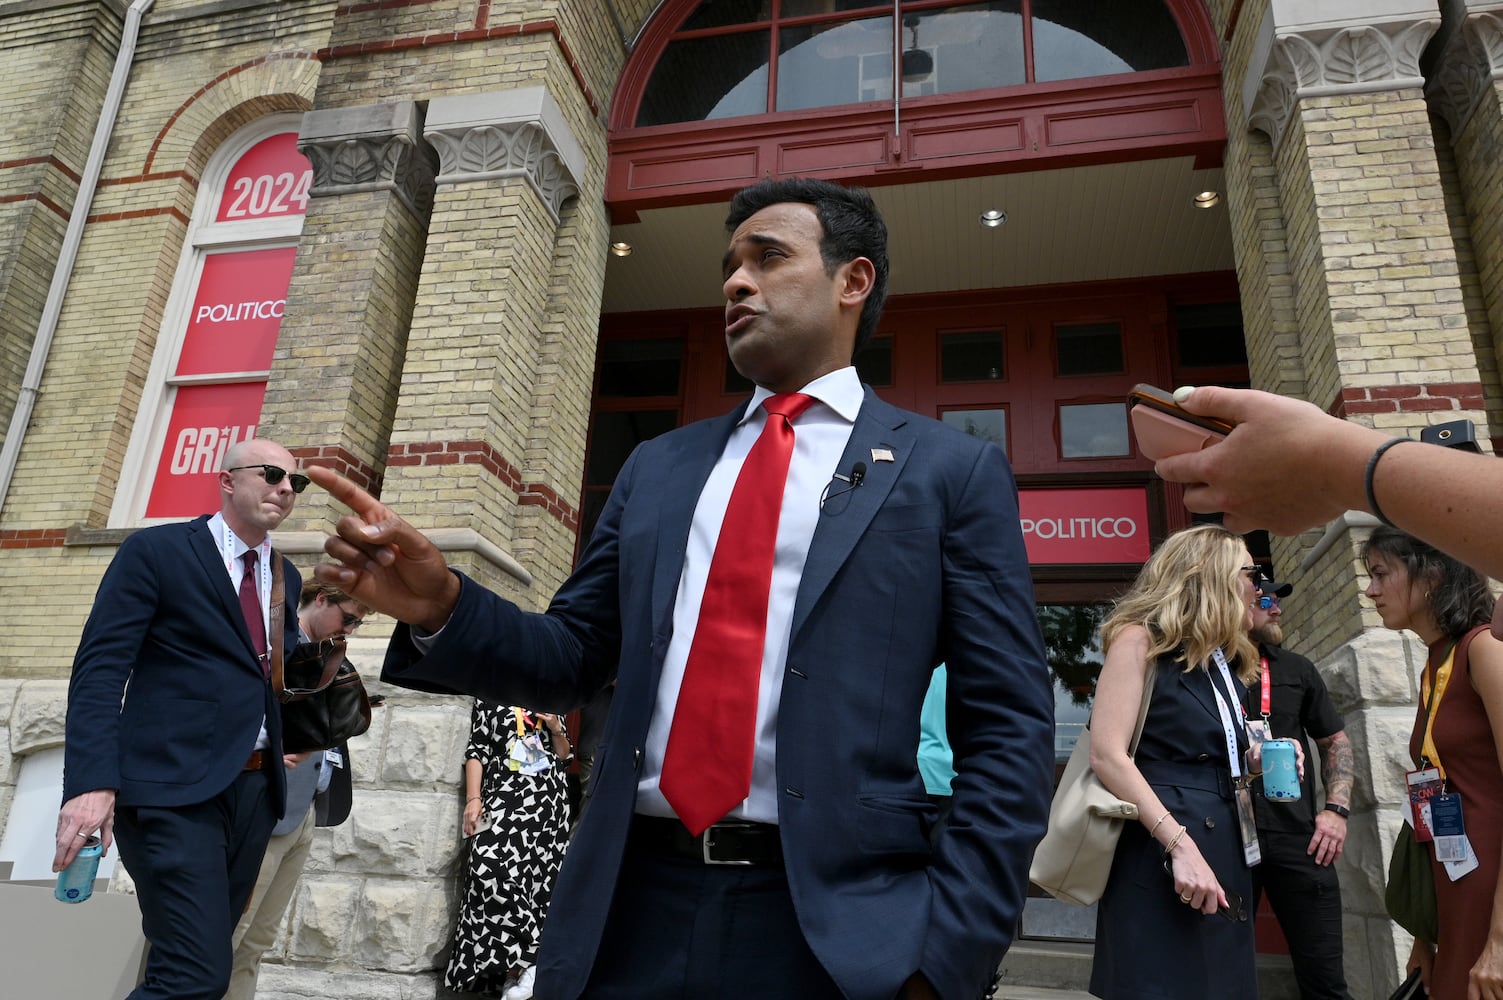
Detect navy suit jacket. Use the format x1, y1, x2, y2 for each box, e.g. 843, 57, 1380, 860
383, 390, 1055, 1000
63, 515, 299, 818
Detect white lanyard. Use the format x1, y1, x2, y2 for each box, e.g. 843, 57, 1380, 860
222, 520, 272, 644
1208, 648, 1246, 778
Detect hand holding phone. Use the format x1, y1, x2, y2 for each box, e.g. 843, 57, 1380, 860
1129, 384, 1234, 461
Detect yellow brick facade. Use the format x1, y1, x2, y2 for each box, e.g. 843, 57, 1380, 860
7, 0, 1503, 995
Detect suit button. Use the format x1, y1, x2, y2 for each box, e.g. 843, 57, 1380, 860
632, 747, 643, 769
1204, 818, 1216, 830
1196, 753, 1211, 762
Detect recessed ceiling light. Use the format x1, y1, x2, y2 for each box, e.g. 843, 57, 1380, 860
1194, 191, 1220, 209
610, 241, 633, 257
979, 209, 1007, 228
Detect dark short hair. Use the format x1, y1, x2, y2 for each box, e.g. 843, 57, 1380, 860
1361, 526, 1494, 639
725, 177, 890, 357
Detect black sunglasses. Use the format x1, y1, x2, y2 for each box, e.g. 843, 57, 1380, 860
227, 464, 310, 494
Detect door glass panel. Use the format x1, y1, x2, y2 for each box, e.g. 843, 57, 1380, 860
1059, 402, 1129, 458
855, 336, 893, 386
1055, 321, 1123, 376
939, 330, 1005, 382
941, 407, 1007, 454
1175, 302, 1248, 368
597, 338, 683, 397
582, 409, 680, 545
1021, 602, 1109, 942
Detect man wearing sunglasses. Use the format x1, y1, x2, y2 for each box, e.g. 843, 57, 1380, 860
1241, 574, 1354, 1000
52, 438, 306, 1000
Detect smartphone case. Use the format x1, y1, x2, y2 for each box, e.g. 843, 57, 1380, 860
1130, 404, 1226, 461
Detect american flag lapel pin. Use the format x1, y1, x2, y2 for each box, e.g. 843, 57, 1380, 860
871, 447, 895, 463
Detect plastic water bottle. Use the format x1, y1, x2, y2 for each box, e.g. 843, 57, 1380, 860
54, 836, 102, 903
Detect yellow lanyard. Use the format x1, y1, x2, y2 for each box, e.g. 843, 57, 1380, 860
514, 709, 530, 738
1419, 642, 1458, 779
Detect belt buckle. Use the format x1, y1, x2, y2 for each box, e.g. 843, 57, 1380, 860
701, 822, 755, 866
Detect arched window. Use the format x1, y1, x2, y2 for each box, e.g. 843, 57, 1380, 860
634, 0, 1190, 127
111, 115, 312, 524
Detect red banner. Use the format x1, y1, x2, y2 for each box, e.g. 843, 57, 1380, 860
145, 383, 266, 518
216, 132, 312, 222
175, 246, 295, 377
1019, 487, 1151, 564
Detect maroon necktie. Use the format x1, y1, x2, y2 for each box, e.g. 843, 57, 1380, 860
660, 392, 814, 835
239, 550, 268, 676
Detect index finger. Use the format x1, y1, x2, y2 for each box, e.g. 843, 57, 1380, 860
307, 465, 386, 523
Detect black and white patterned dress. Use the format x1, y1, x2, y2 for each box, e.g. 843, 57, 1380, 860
444, 702, 571, 996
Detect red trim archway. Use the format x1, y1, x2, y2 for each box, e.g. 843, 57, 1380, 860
606, 0, 1225, 218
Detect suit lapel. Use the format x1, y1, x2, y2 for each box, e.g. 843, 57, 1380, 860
649, 405, 744, 638
1178, 662, 1223, 731
789, 389, 914, 643
187, 515, 262, 666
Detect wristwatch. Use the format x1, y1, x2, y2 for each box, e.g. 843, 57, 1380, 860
1323, 803, 1350, 819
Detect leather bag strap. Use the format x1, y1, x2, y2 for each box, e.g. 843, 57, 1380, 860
270, 548, 286, 697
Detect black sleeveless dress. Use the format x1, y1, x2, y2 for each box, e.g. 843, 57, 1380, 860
1090, 654, 1258, 999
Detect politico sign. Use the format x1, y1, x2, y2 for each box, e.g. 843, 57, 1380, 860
145, 131, 308, 517
1018, 487, 1152, 564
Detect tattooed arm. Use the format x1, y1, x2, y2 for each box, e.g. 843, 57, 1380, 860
1308, 729, 1354, 866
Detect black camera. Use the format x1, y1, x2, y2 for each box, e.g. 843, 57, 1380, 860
1419, 419, 1482, 453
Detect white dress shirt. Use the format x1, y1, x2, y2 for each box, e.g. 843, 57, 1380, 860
635, 366, 864, 823
208, 512, 271, 751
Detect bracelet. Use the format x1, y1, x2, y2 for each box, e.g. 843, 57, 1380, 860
467, 796, 481, 803
1163, 825, 1188, 857
1364, 438, 1410, 527
1323, 802, 1351, 819
1149, 810, 1173, 838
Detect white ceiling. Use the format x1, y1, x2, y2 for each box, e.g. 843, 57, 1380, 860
601, 156, 1234, 314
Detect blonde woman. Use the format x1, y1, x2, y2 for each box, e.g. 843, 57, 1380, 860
1088, 525, 1286, 999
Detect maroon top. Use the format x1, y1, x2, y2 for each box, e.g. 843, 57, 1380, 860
1408, 625, 1503, 998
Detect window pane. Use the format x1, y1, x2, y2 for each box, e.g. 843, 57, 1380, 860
638, 32, 770, 126
683, 0, 771, 30
901, 2, 1025, 98
855, 336, 893, 386
178, 247, 295, 376
146, 382, 266, 518
940, 330, 1005, 382
597, 338, 683, 397
1055, 322, 1123, 377
1175, 302, 1248, 368
777, 15, 891, 111
586, 409, 679, 486
1032, 0, 1188, 83
1059, 402, 1129, 458
942, 408, 1007, 454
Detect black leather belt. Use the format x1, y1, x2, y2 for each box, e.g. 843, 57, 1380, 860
630, 815, 784, 866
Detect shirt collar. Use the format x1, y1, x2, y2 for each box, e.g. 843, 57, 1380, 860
208, 511, 258, 560
739, 366, 864, 426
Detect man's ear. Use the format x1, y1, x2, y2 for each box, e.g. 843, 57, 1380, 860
838, 256, 876, 308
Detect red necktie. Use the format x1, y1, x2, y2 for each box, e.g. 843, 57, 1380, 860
660, 392, 814, 835
239, 550, 268, 676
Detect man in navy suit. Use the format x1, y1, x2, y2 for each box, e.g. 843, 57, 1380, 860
310, 178, 1055, 1000
53, 438, 306, 1000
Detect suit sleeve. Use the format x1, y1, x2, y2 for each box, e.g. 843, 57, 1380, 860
922, 442, 1056, 997
63, 531, 162, 801
380, 443, 637, 709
